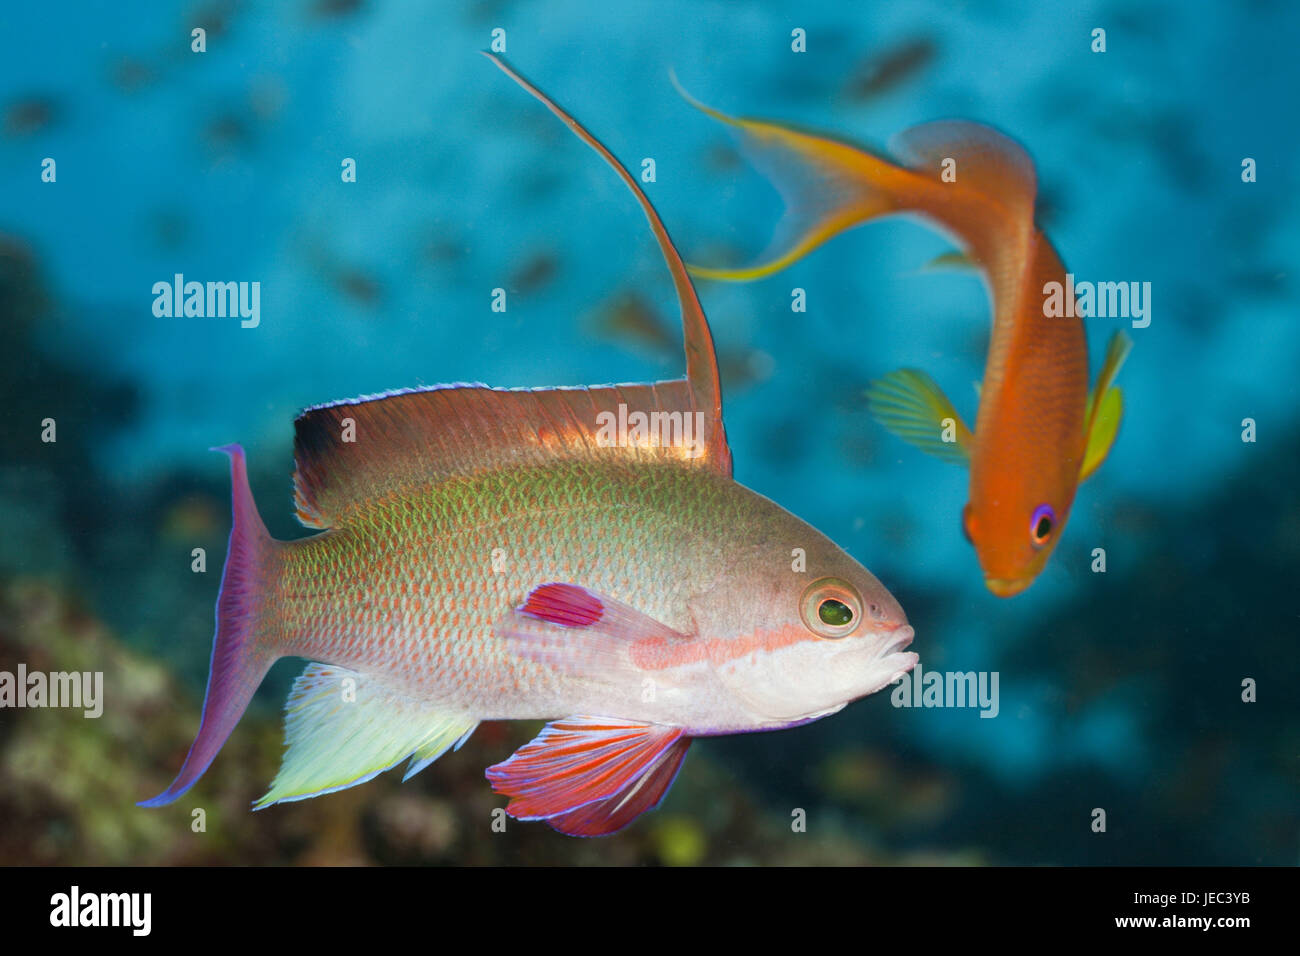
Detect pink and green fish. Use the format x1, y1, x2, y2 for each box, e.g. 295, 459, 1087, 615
140, 55, 917, 837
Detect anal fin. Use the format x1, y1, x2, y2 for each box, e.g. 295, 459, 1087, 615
255, 663, 477, 808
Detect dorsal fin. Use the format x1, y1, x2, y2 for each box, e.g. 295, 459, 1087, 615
293, 54, 731, 530
889, 120, 1038, 226
485, 53, 726, 463
293, 381, 718, 528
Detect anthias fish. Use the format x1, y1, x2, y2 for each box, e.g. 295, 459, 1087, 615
677, 86, 1132, 597
140, 55, 917, 836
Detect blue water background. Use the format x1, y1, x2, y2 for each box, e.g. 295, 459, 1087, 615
1, 0, 1295, 863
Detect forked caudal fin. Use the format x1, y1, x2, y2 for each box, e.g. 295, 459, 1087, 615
671, 74, 912, 281
139, 445, 279, 807
671, 74, 1039, 281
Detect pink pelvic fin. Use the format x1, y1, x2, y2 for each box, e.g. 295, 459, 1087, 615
485, 716, 690, 836
546, 738, 692, 836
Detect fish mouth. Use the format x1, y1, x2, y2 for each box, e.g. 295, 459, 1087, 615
874, 625, 917, 679
984, 576, 1031, 598
880, 624, 915, 658
851, 624, 918, 697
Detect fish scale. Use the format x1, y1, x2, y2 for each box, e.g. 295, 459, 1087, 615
274, 461, 746, 714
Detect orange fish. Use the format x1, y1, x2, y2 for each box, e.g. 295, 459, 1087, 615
675, 82, 1132, 597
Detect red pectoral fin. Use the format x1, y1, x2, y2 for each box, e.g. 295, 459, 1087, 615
499, 583, 692, 682
485, 716, 691, 836
520, 582, 605, 627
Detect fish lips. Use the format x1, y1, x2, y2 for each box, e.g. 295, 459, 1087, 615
878, 624, 919, 679
832, 624, 918, 698
984, 576, 1032, 598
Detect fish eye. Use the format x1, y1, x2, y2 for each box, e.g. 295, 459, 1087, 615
1029, 504, 1056, 549
800, 577, 862, 639
819, 598, 853, 626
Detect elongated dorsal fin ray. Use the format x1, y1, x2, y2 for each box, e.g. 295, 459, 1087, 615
292, 56, 735, 530
483, 53, 728, 471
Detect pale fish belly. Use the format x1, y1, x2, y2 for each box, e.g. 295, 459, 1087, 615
271, 460, 756, 726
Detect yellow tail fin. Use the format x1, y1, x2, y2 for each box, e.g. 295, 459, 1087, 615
674, 77, 1041, 281
671, 74, 918, 281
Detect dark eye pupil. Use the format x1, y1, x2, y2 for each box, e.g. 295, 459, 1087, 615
819, 599, 853, 626
1035, 516, 1052, 539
